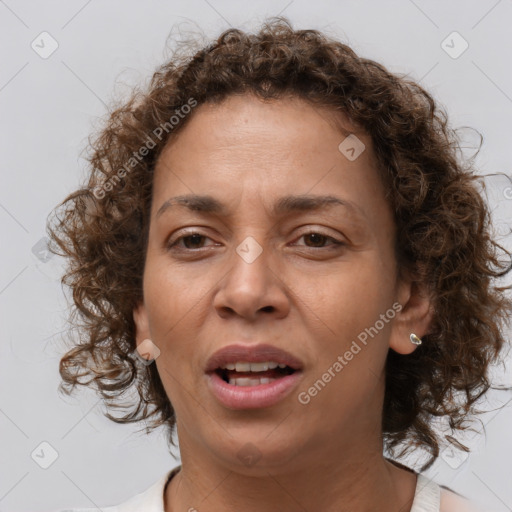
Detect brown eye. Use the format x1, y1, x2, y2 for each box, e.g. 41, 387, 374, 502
180, 234, 208, 249
295, 232, 343, 249
303, 233, 329, 247
167, 233, 214, 251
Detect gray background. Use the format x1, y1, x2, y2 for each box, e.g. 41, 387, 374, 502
1, 0, 511, 510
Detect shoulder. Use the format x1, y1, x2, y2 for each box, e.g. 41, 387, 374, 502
55, 506, 119, 512
412, 473, 484, 512
55, 509, 116, 512
439, 487, 483, 512
56, 466, 180, 512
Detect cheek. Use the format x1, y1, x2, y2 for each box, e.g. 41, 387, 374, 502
143, 264, 199, 356
301, 277, 392, 420
310, 258, 395, 374
145, 251, 211, 317
146, 270, 199, 409
319, 261, 391, 325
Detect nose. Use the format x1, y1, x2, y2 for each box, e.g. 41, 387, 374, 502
212, 240, 290, 322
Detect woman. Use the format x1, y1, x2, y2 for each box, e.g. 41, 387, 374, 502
49, 17, 511, 512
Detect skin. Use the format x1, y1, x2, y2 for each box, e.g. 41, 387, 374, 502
133, 93, 434, 512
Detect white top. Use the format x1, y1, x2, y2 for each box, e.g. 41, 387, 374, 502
58, 466, 482, 512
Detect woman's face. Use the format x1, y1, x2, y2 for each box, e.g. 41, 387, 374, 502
134, 94, 430, 473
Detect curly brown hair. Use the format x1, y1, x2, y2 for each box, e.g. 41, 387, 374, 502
47, 16, 512, 470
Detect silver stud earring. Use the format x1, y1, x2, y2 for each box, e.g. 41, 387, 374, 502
410, 333, 422, 345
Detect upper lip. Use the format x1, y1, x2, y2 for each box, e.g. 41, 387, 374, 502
204, 343, 304, 373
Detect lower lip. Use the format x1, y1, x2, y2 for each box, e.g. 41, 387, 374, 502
206, 370, 303, 409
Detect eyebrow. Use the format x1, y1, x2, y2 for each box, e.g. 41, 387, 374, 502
156, 193, 366, 221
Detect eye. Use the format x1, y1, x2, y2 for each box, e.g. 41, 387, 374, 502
292, 231, 344, 249
167, 232, 215, 251
166, 229, 344, 253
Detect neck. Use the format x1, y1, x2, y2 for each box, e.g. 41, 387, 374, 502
165, 441, 417, 512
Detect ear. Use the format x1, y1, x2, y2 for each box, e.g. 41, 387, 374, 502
389, 276, 434, 355
133, 301, 151, 349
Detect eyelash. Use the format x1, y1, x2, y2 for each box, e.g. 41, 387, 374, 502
166, 230, 344, 252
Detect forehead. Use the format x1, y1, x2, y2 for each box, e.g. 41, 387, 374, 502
155, 95, 373, 179
159, 94, 359, 154
151, 94, 388, 225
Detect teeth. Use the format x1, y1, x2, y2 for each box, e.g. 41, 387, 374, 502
221, 361, 286, 372
228, 377, 277, 386
247, 361, 268, 372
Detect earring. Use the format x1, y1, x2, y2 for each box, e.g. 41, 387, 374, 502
410, 333, 422, 345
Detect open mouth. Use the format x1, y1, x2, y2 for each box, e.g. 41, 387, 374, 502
214, 365, 296, 386
206, 357, 304, 408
